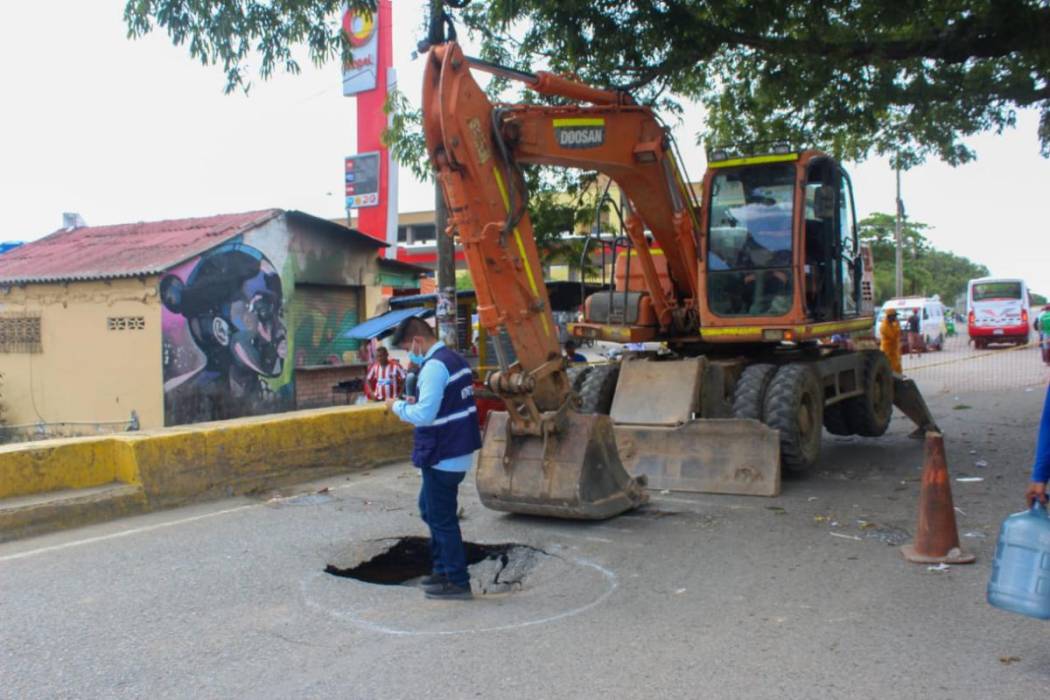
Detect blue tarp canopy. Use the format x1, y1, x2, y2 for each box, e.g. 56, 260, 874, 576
342, 306, 433, 341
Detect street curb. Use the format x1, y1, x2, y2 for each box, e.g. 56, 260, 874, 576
0, 405, 411, 542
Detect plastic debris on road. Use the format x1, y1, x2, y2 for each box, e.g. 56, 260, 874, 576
830, 532, 863, 541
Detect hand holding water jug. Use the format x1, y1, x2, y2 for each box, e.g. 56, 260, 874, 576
987, 383, 1050, 619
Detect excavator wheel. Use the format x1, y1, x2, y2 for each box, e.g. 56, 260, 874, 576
822, 402, 854, 436
764, 363, 824, 473
843, 350, 894, 437
731, 363, 778, 421
579, 363, 619, 415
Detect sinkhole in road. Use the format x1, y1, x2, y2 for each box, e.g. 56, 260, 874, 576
324, 537, 546, 593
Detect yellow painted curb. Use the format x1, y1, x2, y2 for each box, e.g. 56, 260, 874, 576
0, 405, 412, 506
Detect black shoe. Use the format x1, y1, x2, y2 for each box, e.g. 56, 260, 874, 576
420, 573, 447, 587
424, 581, 472, 600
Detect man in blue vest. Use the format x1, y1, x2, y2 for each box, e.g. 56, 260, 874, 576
386, 317, 481, 600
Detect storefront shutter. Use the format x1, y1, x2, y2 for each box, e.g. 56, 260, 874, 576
289, 284, 362, 367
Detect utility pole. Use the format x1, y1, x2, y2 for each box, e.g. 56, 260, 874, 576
894, 161, 904, 297
435, 186, 458, 350
429, 0, 458, 349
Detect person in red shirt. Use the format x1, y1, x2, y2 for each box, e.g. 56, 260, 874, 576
364, 346, 406, 401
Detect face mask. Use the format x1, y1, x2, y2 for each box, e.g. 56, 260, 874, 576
408, 339, 425, 366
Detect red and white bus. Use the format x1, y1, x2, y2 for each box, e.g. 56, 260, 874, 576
966, 277, 1031, 348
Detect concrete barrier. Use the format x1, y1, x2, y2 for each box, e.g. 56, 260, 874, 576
127, 404, 412, 507
0, 404, 412, 539
0, 436, 139, 500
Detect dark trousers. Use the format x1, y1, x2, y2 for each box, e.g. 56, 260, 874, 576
418, 467, 468, 588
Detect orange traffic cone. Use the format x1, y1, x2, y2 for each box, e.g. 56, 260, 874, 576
900, 432, 976, 564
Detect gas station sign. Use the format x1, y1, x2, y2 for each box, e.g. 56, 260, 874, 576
342, 6, 379, 96
345, 152, 381, 208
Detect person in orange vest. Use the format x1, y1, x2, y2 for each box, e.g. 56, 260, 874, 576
880, 307, 903, 374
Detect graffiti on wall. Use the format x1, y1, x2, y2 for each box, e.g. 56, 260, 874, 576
161, 242, 293, 425
292, 288, 361, 367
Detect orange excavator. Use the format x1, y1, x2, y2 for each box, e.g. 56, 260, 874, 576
421, 39, 938, 519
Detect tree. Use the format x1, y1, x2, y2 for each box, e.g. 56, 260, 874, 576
859, 212, 989, 304
125, 1, 1050, 166
459, 1, 1050, 167
123, 0, 374, 93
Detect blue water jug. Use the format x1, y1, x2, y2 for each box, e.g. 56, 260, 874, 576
987, 501, 1050, 620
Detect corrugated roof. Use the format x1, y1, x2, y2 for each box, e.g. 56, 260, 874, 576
376, 257, 432, 275
285, 210, 387, 249
0, 209, 283, 284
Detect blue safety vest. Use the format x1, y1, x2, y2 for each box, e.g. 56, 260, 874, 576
411, 346, 482, 469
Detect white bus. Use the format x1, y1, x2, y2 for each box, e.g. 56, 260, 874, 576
966, 277, 1030, 348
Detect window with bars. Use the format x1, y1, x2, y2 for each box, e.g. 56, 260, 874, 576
0, 314, 42, 353
107, 316, 146, 331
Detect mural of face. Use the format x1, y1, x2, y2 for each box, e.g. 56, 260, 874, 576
161, 243, 288, 403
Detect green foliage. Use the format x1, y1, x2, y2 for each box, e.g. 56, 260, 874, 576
1033, 292, 1048, 306
458, 1, 1050, 166
381, 88, 430, 182
123, 0, 375, 93
858, 212, 989, 304
523, 168, 608, 277
125, 2, 1050, 164
455, 270, 474, 291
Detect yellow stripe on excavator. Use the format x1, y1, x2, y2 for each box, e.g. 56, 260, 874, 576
700, 317, 873, 339
552, 118, 606, 127
707, 153, 799, 169
492, 165, 551, 337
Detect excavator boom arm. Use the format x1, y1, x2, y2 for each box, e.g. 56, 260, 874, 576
423, 43, 567, 414
424, 43, 702, 406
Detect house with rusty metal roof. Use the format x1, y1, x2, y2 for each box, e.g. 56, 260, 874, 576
0, 209, 425, 436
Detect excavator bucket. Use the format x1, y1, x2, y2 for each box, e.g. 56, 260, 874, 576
476, 411, 649, 520
610, 356, 782, 496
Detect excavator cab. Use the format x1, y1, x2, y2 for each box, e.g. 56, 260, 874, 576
697, 150, 871, 343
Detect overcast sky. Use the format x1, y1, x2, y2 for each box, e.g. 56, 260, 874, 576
3, 0, 1048, 295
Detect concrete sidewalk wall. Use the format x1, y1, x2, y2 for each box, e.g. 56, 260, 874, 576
128, 404, 411, 507
0, 437, 140, 500
0, 405, 412, 534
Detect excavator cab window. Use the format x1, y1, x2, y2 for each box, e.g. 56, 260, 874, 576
839, 170, 860, 316
707, 164, 795, 317
803, 159, 862, 321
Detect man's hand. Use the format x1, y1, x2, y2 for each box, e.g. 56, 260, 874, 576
1025, 481, 1047, 507
384, 398, 398, 412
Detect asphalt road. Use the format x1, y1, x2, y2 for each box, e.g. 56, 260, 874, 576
2, 344, 1048, 699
